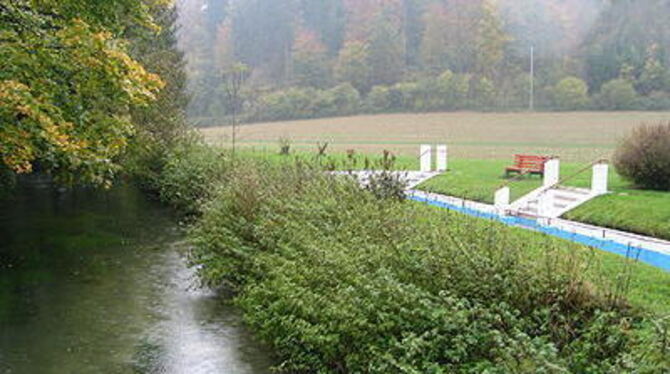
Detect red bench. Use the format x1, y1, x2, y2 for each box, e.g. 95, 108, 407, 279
505, 154, 549, 177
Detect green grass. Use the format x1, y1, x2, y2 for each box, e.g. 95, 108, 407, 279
230, 148, 670, 241
424, 203, 670, 315
565, 191, 670, 240
418, 159, 629, 203
597, 247, 670, 316
417, 158, 670, 240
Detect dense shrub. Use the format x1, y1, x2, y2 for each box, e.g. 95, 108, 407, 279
614, 122, 670, 190
597, 79, 639, 110
366, 85, 392, 112
195, 72, 670, 125
329, 83, 361, 116
251, 84, 361, 122
156, 143, 231, 214
552, 77, 590, 110
257, 87, 315, 121
637, 91, 670, 111
183, 151, 666, 372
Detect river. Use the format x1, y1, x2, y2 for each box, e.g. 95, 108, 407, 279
0, 178, 273, 373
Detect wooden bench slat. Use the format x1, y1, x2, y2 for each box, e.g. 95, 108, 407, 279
505, 154, 550, 176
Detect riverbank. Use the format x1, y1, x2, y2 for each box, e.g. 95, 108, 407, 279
148, 143, 670, 372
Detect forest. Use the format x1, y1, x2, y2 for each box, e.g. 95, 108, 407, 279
178, 0, 670, 125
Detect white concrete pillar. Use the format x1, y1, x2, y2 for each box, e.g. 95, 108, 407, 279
436, 145, 448, 172
592, 163, 609, 195
420, 144, 432, 172
543, 158, 560, 188
494, 187, 510, 214
538, 190, 554, 219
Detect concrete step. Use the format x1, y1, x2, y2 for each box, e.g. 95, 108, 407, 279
521, 207, 538, 214
554, 194, 580, 202
510, 186, 597, 219
556, 186, 592, 195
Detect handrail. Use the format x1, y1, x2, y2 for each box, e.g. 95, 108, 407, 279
536, 156, 609, 197
500, 155, 610, 215
552, 157, 608, 190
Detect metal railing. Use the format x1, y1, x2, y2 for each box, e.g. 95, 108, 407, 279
510, 156, 610, 218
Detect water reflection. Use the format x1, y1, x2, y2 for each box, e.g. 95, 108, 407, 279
0, 178, 272, 373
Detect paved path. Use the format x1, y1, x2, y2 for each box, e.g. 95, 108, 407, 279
409, 189, 670, 272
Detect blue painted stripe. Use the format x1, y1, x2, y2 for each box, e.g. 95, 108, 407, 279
409, 195, 670, 272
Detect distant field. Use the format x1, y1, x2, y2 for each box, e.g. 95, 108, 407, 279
200, 111, 670, 162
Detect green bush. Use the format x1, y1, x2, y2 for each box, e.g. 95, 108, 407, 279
637, 91, 670, 111
597, 79, 639, 110
329, 83, 360, 115
552, 77, 590, 110
367, 85, 392, 112
614, 122, 670, 190
185, 156, 665, 372
250, 84, 361, 122
156, 143, 231, 214
258, 87, 316, 121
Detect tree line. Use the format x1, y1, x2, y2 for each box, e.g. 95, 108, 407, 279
179, 0, 670, 125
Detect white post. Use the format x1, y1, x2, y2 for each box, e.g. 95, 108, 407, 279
436, 145, 448, 172
592, 163, 609, 195
494, 187, 510, 214
538, 190, 554, 221
543, 158, 560, 188
420, 144, 432, 172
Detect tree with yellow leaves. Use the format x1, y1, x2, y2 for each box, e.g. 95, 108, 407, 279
0, 0, 166, 186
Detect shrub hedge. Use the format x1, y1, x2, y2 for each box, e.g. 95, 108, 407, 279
614, 122, 670, 191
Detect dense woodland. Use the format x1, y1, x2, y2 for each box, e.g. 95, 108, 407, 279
178, 0, 670, 125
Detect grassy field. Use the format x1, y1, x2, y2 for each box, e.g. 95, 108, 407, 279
202, 111, 670, 240
202, 111, 670, 162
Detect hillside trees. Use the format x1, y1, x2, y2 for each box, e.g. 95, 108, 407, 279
420, 2, 450, 73
366, 5, 406, 88
335, 41, 372, 93
229, 0, 295, 83
474, 0, 509, 80
178, 0, 670, 122
291, 27, 331, 88
583, 0, 670, 91
0, 0, 164, 186
298, 0, 346, 55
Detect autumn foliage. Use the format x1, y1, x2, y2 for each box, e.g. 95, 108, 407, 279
0, 1, 164, 186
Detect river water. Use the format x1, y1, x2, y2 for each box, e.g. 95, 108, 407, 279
0, 178, 272, 373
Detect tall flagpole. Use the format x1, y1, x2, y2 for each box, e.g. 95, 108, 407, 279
530, 45, 535, 111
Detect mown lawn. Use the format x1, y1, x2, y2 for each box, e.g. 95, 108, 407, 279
417, 158, 670, 240
418, 158, 629, 202
565, 191, 670, 241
